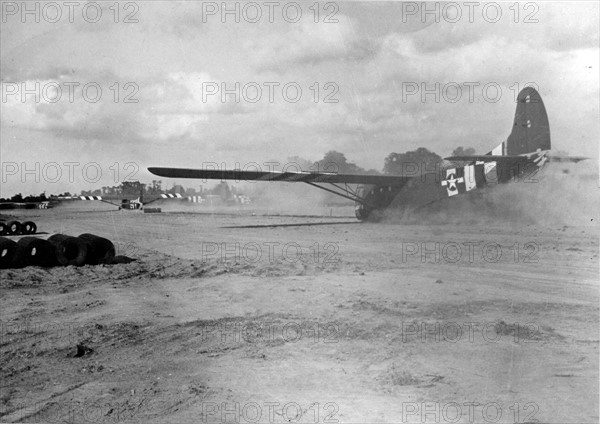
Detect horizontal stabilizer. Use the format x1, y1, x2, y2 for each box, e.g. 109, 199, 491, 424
444, 155, 531, 163
446, 154, 588, 164
148, 167, 411, 186
547, 156, 589, 163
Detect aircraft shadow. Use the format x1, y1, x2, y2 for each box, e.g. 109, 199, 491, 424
220, 221, 360, 229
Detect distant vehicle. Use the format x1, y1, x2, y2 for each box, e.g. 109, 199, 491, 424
149, 87, 587, 221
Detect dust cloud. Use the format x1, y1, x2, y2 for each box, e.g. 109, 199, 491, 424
245, 181, 345, 216
382, 162, 599, 228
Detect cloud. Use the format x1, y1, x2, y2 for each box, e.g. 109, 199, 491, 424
1, 71, 236, 143
247, 16, 376, 71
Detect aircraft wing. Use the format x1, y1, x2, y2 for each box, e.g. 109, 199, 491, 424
52, 195, 125, 208
148, 167, 411, 186
53, 195, 104, 201
53, 194, 203, 207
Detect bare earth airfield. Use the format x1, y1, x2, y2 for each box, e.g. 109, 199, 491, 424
1, 164, 598, 424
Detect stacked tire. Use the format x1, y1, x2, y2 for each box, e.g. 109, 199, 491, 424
77, 233, 116, 265
0, 237, 17, 269
15, 237, 57, 268
0, 233, 116, 269
48, 234, 89, 267
0, 220, 37, 236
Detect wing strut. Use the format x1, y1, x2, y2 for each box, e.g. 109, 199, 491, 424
100, 200, 123, 208
304, 182, 368, 206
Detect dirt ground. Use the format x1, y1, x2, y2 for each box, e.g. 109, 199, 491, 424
1, 191, 598, 423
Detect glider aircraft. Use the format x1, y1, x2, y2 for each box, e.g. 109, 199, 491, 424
0, 193, 203, 211
145, 87, 584, 220
52, 192, 202, 210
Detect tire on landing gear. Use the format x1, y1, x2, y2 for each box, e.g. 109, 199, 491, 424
0, 222, 8, 236
355, 205, 386, 222
355, 204, 372, 221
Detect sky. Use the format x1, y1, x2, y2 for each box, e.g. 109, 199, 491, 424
1, 1, 598, 196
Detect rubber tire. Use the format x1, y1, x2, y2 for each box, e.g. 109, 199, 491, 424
0, 237, 18, 269
0, 222, 8, 236
6, 221, 22, 235
355, 205, 372, 221
15, 237, 56, 268
78, 233, 116, 265
48, 234, 88, 266
22, 221, 37, 235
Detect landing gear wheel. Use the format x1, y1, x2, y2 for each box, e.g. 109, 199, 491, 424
355, 205, 372, 221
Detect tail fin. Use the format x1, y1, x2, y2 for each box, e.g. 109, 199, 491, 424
487, 87, 551, 156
